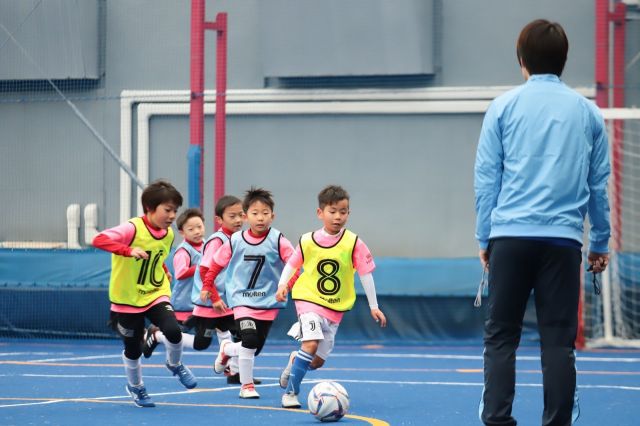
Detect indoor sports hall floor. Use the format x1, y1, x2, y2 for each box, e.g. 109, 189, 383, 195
1, 339, 638, 425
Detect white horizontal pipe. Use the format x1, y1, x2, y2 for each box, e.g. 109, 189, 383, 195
120, 86, 597, 222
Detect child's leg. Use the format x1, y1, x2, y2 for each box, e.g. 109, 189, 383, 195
238, 345, 257, 385
149, 307, 184, 365
215, 328, 240, 374
155, 330, 196, 350
116, 312, 146, 386
285, 312, 325, 395
311, 320, 339, 370
192, 317, 215, 351
285, 344, 316, 395
217, 328, 232, 342
235, 317, 271, 389
146, 303, 197, 388
236, 318, 261, 386
122, 350, 142, 386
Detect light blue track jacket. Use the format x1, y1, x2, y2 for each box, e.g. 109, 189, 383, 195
474, 74, 611, 253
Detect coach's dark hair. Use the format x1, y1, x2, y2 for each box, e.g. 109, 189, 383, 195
141, 179, 183, 213
243, 187, 274, 212
516, 19, 568, 76
215, 195, 242, 217
176, 208, 204, 230
318, 185, 350, 209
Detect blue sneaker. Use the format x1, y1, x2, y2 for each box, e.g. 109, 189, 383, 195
125, 384, 155, 408
166, 362, 197, 389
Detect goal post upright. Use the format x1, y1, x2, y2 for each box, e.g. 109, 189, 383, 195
581, 107, 640, 348
190, 1, 228, 224
189, 0, 205, 209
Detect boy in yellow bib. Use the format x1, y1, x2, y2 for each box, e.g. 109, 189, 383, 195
275, 185, 387, 408
93, 180, 197, 407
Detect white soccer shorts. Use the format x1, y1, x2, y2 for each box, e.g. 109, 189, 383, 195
293, 312, 340, 360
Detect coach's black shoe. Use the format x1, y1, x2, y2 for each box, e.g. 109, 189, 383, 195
142, 325, 159, 358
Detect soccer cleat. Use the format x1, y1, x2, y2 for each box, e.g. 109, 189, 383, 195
125, 384, 155, 408
281, 391, 301, 409
279, 350, 297, 389
226, 372, 261, 385
142, 325, 159, 358
165, 362, 197, 389
239, 383, 260, 399
213, 340, 231, 374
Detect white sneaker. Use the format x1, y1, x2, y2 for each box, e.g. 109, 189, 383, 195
279, 350, 297, 389
281, 391, 301, 409
239, 383, 260, 399
213, 340, 231, 374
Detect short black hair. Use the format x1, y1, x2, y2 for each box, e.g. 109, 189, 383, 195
318, 185, 350, 209
243, 187, 274, 212
140, 179, 183, 213
516, 19, 568, 76
215, 195, 242, 218
176, 208, 204, 230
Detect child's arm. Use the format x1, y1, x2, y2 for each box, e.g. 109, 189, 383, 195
275, 239, 302, 302
92, 223, 148, 259
198, 237, 224, 285
201, 262, 224, 301
200, 239, 231, 311
275, 263, 299, 302
353, 238, 386, 327
173, 247, 195, 280
359, 273, 387, 327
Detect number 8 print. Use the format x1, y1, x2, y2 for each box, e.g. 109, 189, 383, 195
317, 259, 340, 295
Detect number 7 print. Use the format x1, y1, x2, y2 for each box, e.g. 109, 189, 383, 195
244, 255, 265, 289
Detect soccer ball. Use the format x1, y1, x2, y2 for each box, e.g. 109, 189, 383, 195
307, 381, 350, 422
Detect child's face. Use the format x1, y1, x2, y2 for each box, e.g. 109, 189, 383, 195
147, 202, 179, 230
245, 200, 274, 235
216, 202, 244, 233
317, 199, 350, 235
180, 216, 205, 244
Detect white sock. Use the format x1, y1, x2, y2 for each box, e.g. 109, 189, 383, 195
180, 333, 195, 350
165, 338, 183, 366
216, 329, 232, 343
223, 341, 241, 357
122, 351, 142, 387
238, 345, 257, 385
229, 357, 239, 375
155, 330, 194, 350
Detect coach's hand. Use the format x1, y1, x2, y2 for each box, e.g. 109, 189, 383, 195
479, 249, 489, 271
588, 252, 609, 274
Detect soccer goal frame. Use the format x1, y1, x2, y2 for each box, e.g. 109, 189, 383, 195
580, 107, 640, 348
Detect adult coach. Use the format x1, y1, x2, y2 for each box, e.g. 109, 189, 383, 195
474, 19, 611, 426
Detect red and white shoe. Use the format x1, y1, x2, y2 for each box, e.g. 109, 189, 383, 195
213, 340, 231, 374
239, 383, 260, 399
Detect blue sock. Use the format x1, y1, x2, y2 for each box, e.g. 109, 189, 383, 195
286, 349, 313, 395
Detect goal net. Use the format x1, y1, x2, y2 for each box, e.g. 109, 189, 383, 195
581, 108, 640, 348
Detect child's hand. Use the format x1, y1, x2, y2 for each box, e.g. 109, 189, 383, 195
275, 285, 289, 302
212, 299, 228, 313
200, 290, 210, 303
130, 247, 149, 259
371, 308, 387, 327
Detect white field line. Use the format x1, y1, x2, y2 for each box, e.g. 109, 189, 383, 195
10, 352, 639, 364
1, 376, 638, 409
